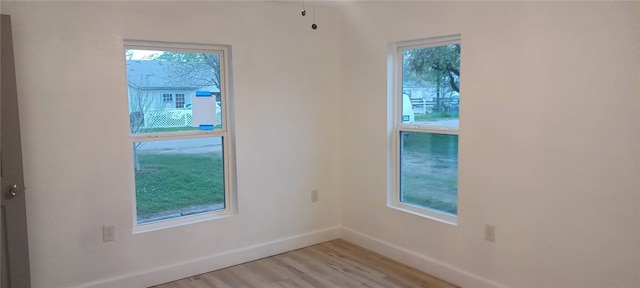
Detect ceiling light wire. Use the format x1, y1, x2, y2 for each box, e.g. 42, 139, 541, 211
311, 0, 317, 30
301, 0, 306, 16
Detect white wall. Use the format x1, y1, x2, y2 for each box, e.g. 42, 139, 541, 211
3, 2, 342, 287
4, 1, 640, 288
339, 2, 640, 288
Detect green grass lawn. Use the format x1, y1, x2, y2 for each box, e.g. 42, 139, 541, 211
133, 129, 457, 221
134, 152, 224, 221
400, 132, 458, 215
414, 111, 459, 122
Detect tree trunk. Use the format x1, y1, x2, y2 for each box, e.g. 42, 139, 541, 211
435, 80, 442, 113
133, 146, 141, 172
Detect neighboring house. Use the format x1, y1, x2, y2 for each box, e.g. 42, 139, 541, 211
126, 60, 220, 111
126, 60, 221, 128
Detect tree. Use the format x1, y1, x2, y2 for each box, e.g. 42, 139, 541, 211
403, 44, 460, 113
153, 52, 220, 90
128, 77, 160, 171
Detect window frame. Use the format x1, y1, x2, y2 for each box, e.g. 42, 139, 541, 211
387, 35, 461, 226
124, 40, 237, 233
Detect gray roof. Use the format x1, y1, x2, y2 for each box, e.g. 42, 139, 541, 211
126, 60, 218, 91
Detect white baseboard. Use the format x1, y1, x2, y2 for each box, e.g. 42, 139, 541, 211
74, 226, 502, 288
341, 226, 505, 288
77, 226, 341, 288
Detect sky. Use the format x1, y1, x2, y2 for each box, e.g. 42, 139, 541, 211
126, 49, 163, 60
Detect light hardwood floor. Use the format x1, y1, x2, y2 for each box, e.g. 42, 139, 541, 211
151, 239, 458, 288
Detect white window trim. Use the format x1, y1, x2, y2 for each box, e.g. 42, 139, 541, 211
124, 40, 237, 233
387, 35, 461, 226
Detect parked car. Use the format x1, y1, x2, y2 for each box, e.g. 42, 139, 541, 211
402, 93, 415, 123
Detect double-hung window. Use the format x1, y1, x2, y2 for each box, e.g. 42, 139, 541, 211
124, 41, 236, 231
389, 35, 461, 225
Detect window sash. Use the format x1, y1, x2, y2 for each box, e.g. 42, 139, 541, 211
398, 125, 458, 135
391, 127, 458, 225
131, 135, 234, 232
394, 39, 461, 130
125, 48, 229, 139
389, 35, 461, 225
124, 40, 236, 231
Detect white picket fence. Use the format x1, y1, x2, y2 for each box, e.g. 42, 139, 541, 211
143, 109, 193, 128
134, 108, 221, 129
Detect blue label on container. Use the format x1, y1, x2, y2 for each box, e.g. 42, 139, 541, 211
199, 124, 214, 130
195, 91, 212, 97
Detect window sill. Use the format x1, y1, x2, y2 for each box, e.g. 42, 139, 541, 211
387, 202, 457, 226
133, 209, 234, 234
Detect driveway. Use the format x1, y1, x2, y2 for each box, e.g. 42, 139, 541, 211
137, 137, 222, 154
415, 119, 459, 127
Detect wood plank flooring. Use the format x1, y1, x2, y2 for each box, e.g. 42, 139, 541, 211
151, 239, 458, 288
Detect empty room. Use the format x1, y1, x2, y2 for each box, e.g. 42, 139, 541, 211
0, 1, 638, 287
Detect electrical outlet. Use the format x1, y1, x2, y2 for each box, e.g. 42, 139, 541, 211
103, 225, 115, 242
311, 189, 319, 202
485, 224, 495, 242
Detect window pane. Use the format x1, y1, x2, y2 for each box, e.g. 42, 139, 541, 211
402, 44, 460, 128
126, 49, 223, 134
175, 94, 185, 108
400, 131, 457, 215
133, 137, 225, 224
